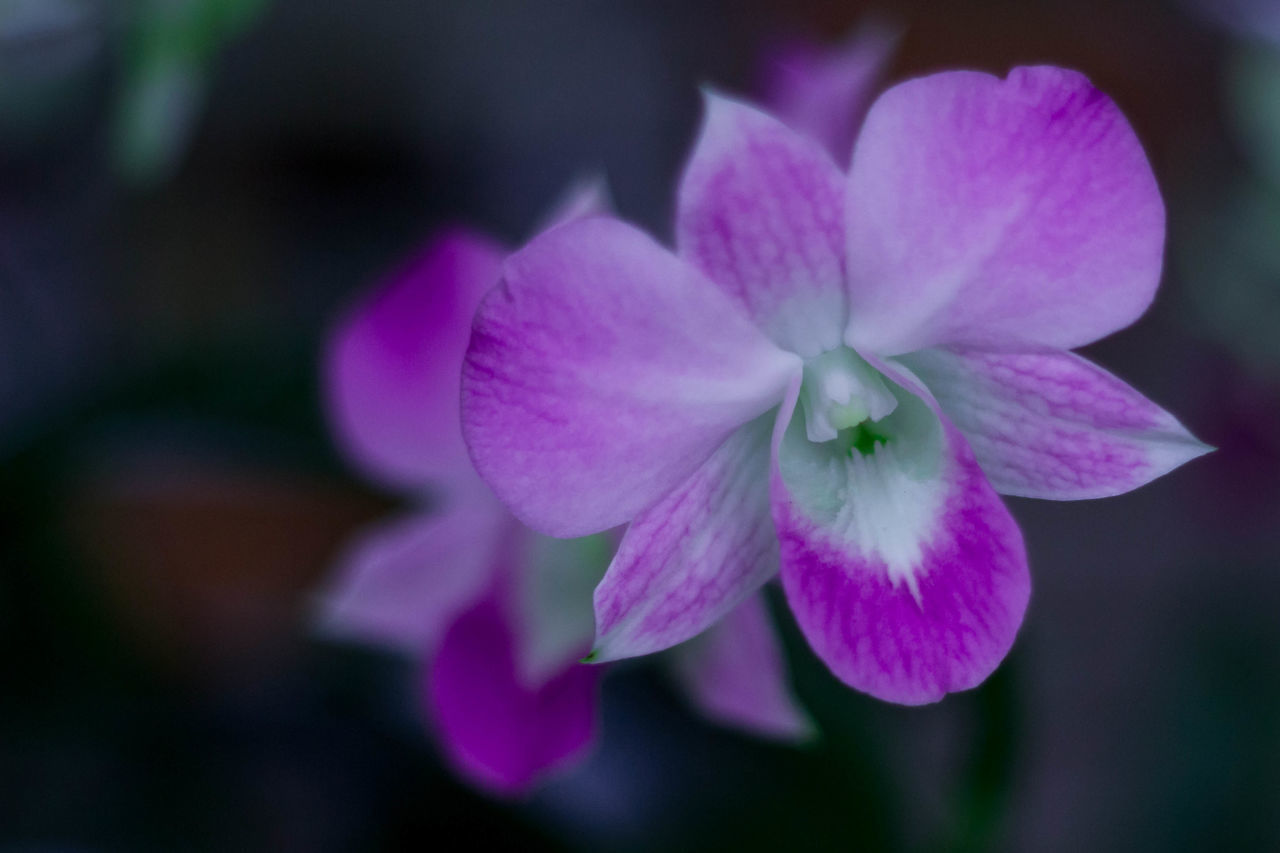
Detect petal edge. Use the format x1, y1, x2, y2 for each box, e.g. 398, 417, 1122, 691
900, 347, 1211, 499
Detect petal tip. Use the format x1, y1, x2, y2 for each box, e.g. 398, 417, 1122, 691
696, 82, 731, 105
583, 628, 645, 665
693, 85, 767, 137
1157, 432, 1216, 472
773, 711, 821, 745
535, 173, 615, 232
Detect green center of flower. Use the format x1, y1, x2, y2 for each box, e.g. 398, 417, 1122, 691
799, 347, 898, 453
843, 420, 893, 456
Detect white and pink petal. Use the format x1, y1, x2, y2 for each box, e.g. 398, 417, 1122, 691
677, 93, 849, 357
590, 415, 779, 662
462, 216, 800, 538
773, 384, 1029, 705
899, 347, 1210, 499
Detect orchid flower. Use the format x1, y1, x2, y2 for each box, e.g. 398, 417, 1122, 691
461, 66, 1211, 706
318, 180, 812, 796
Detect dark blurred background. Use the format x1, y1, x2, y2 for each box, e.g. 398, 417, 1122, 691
1, 0, 1277, 850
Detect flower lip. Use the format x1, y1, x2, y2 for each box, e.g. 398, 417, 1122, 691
798, 346, 898, 443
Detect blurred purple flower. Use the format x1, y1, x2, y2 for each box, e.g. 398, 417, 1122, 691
461, 66, 1210, 706
319, 180, 811, 796
758, 21, 898, 166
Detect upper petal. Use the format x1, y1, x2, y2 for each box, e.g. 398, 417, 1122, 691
899, 347, 1211, 499
316, 487, 513, 655
462, 216, 801, 537
325, 229, 505, 491
772, 379, 1029, 705
425, 596, 601, 796
589, 414, 778, 661
668, 593, 813, 741
844, 66, 1165, 355
676, 92, 849, 358
758, 22, 898, 165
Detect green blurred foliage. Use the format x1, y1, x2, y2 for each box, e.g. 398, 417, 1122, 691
1227, 42, 1280, 191
1177, 40, 1280, 378
1179, 181, 1280, 380
114, 0, 272, 183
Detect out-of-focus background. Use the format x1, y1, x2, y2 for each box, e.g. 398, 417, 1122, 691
1, 0, 1277, 850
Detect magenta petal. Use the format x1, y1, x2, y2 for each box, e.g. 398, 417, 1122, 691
590, 416, 777, 661
758, 23, 897, 165
317, 487, 512, 655
325, 229, 505, 491
462, 216, 800, 537
773, 387, 1029, 705
844, 66, 1165, 355
669, 593, 812, 741
426, 597, 601, 797
900, 347, 1211, 499
677, 92, 849, 357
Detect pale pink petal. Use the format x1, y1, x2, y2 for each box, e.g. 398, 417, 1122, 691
325, 229, 505, 491
668, 593, 813, 741
462, 216, 801, 537
676, 92, 849, 357
758, 23, 898, 165
772, 384, 1029, 705
844, 66, 1165, 355
589, 415, 778, 661
425, 596, 601, 796
316, 487, 513, 655
900, 347, 1211, 499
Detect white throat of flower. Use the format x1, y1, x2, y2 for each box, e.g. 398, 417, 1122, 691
799, 347, 898, 443
785, 348, 945, 606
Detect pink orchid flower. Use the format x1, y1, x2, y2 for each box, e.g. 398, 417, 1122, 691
318, 181, 811, 796
461, 65, 1211, 706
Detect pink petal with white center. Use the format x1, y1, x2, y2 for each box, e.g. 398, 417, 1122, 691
772, 384, 1029, 705
668, 593, 813, 741
325, 229, 505, 491
425, 596, 601, 797
843, 66, 1165, 356
759, 22, 898, 166
589, 414, 778, 661
462, 216, 801, 537
316, 486, 513, 656
899, 347, 1211, 500
676, 92, 849, 357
